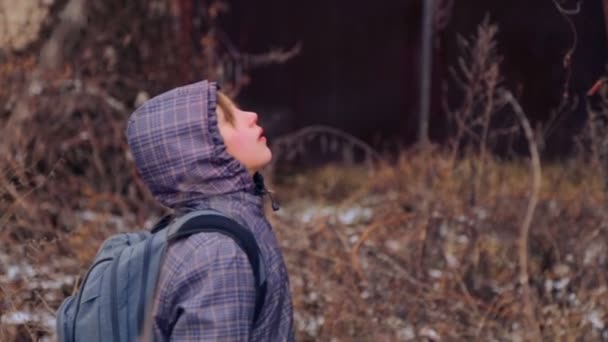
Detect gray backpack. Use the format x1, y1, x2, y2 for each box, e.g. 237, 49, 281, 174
55, 210, 267, 342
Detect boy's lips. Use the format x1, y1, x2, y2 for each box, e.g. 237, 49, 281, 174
258, 128, 265, 140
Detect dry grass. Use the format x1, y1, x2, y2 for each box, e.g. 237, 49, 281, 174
269, 151, 608, 341
1, 147, 608, 341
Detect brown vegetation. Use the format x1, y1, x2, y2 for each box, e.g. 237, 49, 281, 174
1, 2, 607, 341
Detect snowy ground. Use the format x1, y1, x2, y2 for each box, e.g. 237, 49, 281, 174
2, 196, 607, 341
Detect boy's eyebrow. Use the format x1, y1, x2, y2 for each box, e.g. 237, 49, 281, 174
218, 106, 230, 122
222, 96, 239, 110
229, 98, 241, 110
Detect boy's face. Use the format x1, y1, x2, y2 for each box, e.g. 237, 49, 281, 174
216, 102, 272, 174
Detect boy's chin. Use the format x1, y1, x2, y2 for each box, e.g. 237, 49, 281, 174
259, 155, 272, 170
246, 150, 272, 174
258, 150, 273, 170
265, 148, 273, 162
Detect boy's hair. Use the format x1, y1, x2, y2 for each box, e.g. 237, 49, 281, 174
216, 91, 235, 125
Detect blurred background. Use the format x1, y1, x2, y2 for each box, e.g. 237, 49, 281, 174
1, 0, 608, 341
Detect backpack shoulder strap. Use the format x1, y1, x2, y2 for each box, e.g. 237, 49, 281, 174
166, 210, 267, 324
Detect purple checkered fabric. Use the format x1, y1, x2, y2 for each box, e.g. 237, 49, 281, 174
126, 81, 294, 341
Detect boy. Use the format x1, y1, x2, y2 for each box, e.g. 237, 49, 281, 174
125, 80, 294, 341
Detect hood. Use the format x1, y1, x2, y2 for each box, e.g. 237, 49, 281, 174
125, 80, 256, 209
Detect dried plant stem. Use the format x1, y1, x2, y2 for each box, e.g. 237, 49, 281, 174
0, 285, 37, 341
0, 158, 63, 229
502, 90, 543, 341
350, 214, 412, 280
350, 221, 385, 280
273, 125, 384, 162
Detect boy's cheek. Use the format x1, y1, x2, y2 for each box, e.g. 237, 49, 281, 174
230, 135, 251, 154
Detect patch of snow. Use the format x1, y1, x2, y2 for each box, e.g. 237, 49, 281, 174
398, 325, 416, 340
584, 241, 606, 266
306, 291, 320, 304
568, 293, 580, 306
428, 269, 443, 279
77, 210, 132, 230
457, 234, 469, 244
385, 240, 401, 253
548, 200, 560, 216
553, 264, 570, 277
5, 263, 36, 281
1, 312, 31, 325
29, 275, 77, 290
297, 206, 333, 224
1, 311, 56, 330
445, 253, 460, 268
303, 315, 324, 337
473, 207, 489, 220
586, 310, 605, 330
419, 327, 440, 340
439, 222, 449, 237
565, 254, 574, 263
286, 203, 373, 226
553, 278, 570, 291
337, 206, 373, 225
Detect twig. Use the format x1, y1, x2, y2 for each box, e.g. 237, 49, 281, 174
552, 0, 580, 101
350, 220, 385, 280
0, 285, 37, 341
552, 0, 582, 15
282, 246, 351, 268
587, 79, 607, 97
445, 16, 502, 167
34, 290, 55, 315
373, 251, 429, 288
434, 0, 454, 32
243, 42, 303, 67
0, 158, 63, 229
208, 26, 302, 97
474, 291, 516, 339
320, 297, 345, 340
501, 89, 543, 341
83, 83, 129, 114
271, 125, 384, 164
57, 79, 129, 113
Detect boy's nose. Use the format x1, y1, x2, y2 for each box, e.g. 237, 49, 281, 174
249, 111, 258, 124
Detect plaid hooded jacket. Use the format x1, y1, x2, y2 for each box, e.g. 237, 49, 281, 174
125, 81, 294, 341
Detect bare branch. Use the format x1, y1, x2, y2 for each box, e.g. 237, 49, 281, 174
552, 0, 580, 101
552, 0, 582, 15
243, 42, 303, 67
271, 125, 385, 163
434, 0, 454, 32
501, 89, 543, 342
